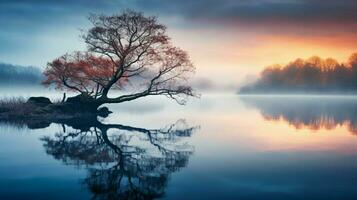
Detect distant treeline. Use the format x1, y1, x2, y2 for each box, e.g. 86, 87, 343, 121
240, 53, 357, 94
0, 63, 42, 85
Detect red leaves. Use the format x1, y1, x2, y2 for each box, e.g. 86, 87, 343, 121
42, 52, 124, 93
43, 11, 196, 104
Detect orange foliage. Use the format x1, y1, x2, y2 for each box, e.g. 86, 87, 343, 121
43, 52, 127, 95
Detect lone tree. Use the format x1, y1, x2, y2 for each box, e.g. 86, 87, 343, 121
43, 10, 196, 112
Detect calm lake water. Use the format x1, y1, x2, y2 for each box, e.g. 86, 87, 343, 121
1, 88, 357, 199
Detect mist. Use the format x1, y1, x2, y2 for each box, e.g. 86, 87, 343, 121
239, 53, 357, 94
0, 63, 42, 86
240, 95, 357, 135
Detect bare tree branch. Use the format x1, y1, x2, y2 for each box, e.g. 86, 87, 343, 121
43, 10, 197, 109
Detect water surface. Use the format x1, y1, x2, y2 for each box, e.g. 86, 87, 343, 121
1, 91, 357, 199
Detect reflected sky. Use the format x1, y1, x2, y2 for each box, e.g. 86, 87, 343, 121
2, 93, 357, 199
41, 120, 197, 199
0, 116, 198, 200
241, 96, 357, 134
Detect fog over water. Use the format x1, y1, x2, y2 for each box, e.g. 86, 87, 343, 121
1, 89, 357, 199
1, 0, 357, 198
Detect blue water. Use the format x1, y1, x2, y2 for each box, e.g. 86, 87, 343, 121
1, 90, 357, 199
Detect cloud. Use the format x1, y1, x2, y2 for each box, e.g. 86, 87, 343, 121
1, 0, 357, 67
131, 0, 357, 36
2, 0, 357, 30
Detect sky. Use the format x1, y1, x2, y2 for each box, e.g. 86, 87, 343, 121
1, 0, 357, 87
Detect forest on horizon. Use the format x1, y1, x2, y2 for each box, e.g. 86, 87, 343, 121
3, 52, 357, 94
0, 63, 42, 85
240, 53, 357, 94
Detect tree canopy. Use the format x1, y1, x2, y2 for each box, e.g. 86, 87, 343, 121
43, 10, 196, 106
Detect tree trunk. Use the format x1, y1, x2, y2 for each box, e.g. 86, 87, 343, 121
62, 93, 102, 113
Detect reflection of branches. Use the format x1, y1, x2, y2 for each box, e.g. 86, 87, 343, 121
241, 97, 357, 135
41, 119, 198, 199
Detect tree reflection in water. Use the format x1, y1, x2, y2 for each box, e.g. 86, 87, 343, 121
40, 119, 198, 199
241, 96, 357, 134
